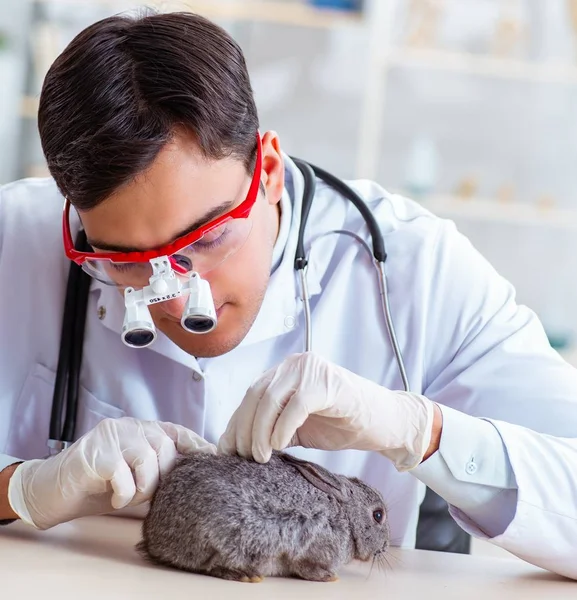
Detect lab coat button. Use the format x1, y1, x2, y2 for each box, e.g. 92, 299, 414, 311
284, 315, 296, 329
465, 460, 477, 475
192, 372, 203, 382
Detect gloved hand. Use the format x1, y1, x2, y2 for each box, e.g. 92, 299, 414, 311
8, 417, 216, 530
218, 352, 437, 470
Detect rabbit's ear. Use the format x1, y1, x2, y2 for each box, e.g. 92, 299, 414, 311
279, 453, 348, 501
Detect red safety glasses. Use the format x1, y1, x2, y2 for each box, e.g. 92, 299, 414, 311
62, 132, 263, 287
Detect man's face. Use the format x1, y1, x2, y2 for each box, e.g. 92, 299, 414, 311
79, 130, 285, 358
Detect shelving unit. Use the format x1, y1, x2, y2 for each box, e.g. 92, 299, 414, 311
13, 0, 577, 237
352, 0, 577, 241
356, 2, 577, 182
386, 47, 577, 86
14, 0, 366, 177
21, 38, 577, 116
416, 195, 577, 230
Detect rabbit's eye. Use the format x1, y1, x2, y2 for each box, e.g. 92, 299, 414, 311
373, 509, 384, 523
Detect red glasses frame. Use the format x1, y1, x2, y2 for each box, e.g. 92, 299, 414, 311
62, 131, 263, 266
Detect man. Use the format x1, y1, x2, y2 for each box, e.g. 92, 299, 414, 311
1, 10, 577, 580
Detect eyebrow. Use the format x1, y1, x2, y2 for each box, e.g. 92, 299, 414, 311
86, 199, 237, 253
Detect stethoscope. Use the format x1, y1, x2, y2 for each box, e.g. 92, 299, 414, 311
48, 159, 409, 454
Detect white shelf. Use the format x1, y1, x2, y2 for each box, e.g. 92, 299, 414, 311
418, 194, 577, 230
387, 47, 577, 86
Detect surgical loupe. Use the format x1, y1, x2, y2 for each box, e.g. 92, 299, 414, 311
122, 256, 216, 348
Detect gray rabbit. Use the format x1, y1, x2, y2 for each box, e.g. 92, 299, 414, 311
136, 450, 390, 582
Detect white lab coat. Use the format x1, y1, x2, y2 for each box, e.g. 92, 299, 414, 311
1, 158, 577, 578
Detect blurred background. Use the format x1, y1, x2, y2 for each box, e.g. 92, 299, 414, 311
2, 0, 577, 364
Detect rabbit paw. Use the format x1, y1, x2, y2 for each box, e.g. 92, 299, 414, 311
292, 561, 339, 583
240, 575, 264, 583
207, 566, 264, 583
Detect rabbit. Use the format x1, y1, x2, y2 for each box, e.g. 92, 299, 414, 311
136, 450, 390, 583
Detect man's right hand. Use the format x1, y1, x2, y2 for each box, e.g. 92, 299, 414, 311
5, 417, 216, 530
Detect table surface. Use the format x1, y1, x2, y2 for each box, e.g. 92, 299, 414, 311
0, 515, 574, 599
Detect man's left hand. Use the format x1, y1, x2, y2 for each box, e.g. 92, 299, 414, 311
218, 352, 442, 470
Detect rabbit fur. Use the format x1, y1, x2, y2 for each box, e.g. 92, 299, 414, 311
136, 450, 390, 582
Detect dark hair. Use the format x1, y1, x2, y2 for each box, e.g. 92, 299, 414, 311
38, 10, 259, 210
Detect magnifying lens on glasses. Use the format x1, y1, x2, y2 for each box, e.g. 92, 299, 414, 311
122, 257, 217, 349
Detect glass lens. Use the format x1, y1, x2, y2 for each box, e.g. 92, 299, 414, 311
82, 217, 253, 288
82, 258, 153, 288
173, 217, 253, 276
123, 329, 155, 348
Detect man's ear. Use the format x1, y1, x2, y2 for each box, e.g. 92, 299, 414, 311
260, 130, 284, 207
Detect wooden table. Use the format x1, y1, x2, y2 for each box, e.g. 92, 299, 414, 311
0, 516, 574, 599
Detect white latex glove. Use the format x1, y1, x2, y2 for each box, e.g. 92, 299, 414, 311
218, 352, 435, 470
8, 417, 216, 530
